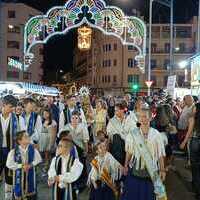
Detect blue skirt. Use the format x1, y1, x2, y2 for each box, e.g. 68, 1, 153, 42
121, 174, 156, 200
89, 184, 115, 200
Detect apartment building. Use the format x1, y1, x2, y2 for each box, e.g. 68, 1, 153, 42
0, 2, 44, 83
73, 18, 197, 95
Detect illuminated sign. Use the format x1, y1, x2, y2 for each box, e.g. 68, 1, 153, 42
78, 26, 92, 51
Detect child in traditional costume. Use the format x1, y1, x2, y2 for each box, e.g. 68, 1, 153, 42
88, 141, 122, 200
122, 107, 167, 200
22, 98, 42, 145
6, 130, 42, 200
48, 137, 83, 200
0, 95, 25, 200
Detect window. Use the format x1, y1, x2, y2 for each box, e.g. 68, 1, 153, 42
105, 75, 107, 83
128, 58, 133, 68
108, 75, 110, 83
114, 43, 117, 51
164, 43, 170, 53
176, 26, 192, 38
163, 59, 170, 69
108, 60, 111, 67
113, 75, 117, 82
8, 10, 15, 18
8, 25, 20, 33
23, 72, 31, 80
102, 76, 104, 83
162, 26, 170, 38
7, 41, 20, 49
133, 75, 139, 84
151, 59, 157, 69
7, 71, 19, 79
128, 75, 133, 83
108, 44, 111, 51
151, 43, 157, 53
113, 59, 117, 66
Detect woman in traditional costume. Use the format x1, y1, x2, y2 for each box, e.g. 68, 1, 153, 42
122, 107, 167, 200
48, 137, 83, 200
88, 141, 122, 200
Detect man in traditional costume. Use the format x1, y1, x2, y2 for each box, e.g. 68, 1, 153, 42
107, 102, 137, 165
62, 110, 89, 189
122, 107, 167, 200
0, 95, 25, 200
48, 137, 83, 200
59, 96, 86, 133
22, 98, 42, 145
88, 141, 122, 200
6, 130, 42, 200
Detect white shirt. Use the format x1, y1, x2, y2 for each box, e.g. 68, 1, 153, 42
0, 113, 11, 147
125, 127, 166, 170
62, 123, 89, 150
107, 115, 137, 141
48, 155, 83, 188
6, 145, 42, 170
23, 113, 42, 144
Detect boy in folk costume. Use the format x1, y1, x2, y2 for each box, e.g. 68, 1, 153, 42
88, 141, 122, 200
48, 137, 83, 200
22, 98, 42, 145
0, 95, 25, 200
60, 110, 89, 190
6, 131, 42, 200
59, 96, 86, 132
122, 107, 167, 200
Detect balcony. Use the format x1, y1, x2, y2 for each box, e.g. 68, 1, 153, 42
150, 47, 195, 54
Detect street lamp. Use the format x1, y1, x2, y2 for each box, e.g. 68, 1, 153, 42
148, 0, 174, 96
56, 69, 64, 83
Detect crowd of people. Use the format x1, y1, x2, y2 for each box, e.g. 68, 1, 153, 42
0, 91, 200, 200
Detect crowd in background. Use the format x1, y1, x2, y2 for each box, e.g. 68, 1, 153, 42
0, 90, 200, 200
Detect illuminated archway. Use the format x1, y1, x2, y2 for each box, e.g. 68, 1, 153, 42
24, 0, 146, 72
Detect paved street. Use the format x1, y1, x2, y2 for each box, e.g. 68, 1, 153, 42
0, 157, 196, 200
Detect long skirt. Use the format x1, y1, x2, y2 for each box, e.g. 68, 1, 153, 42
121, 174, 155, 200
89, 184, 115, 200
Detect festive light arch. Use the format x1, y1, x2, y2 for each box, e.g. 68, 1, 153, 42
24, 0, 147, 72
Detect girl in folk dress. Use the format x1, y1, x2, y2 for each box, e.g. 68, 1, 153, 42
88, 141, 122, 200
39, 109, 57, 170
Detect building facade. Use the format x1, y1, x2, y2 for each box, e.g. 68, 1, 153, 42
73, 17, 197, 95
0, 2, 43, 83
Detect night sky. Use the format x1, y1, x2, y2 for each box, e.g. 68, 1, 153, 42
15, 0, 199, 83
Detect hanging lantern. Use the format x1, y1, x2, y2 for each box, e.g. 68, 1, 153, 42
78, 26, 92, 51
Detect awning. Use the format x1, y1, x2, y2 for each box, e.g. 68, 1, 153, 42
0, 82, 60, 96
